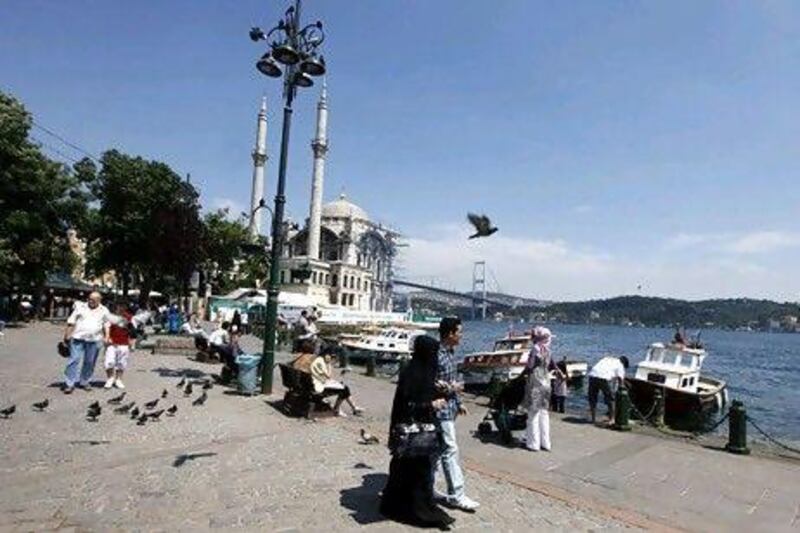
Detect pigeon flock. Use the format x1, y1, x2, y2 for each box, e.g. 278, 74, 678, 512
0, 375, 214, 427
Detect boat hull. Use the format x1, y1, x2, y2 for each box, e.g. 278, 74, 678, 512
626, 376, 728, 417
340, 344, 409, 364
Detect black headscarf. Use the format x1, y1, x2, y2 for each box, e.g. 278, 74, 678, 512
390, 335, 440, 431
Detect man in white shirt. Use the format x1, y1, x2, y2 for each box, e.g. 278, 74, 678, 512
62, 291, 111, 393
587, 356, 629, 424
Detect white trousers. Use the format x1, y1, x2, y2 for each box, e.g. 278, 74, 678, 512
526, 408, 551, 451
104, 345, 130, 371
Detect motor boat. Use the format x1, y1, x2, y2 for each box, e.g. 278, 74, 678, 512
339, 327, 428, 363
459, 334, 533, 389
626, 342, 728, 416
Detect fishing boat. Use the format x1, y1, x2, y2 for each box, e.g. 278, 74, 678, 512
556, 358, 589, 384
339, 326, 427, 363
459, 334, 532, 389
626, 342, 728, 416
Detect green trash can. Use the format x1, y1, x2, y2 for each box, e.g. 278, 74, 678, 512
236, 353, 263, 395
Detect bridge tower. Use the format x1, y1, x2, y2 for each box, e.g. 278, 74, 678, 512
472, 261, 487, 320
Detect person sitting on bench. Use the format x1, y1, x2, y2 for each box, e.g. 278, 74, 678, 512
292, 340, 363, 417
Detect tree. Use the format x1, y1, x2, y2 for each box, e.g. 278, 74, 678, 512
85, 150, 203, 306
0, 91, 89, 314
199, 209, 266, 294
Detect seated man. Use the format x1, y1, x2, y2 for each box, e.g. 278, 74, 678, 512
292, 339, 363, 417
181, 313, 209, 350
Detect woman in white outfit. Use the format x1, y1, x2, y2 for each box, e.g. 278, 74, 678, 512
524, 326, 563, 451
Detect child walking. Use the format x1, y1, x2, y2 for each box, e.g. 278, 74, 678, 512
104, 302, 134, 389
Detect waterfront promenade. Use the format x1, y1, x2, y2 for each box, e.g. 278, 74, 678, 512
0, 323, 798, 531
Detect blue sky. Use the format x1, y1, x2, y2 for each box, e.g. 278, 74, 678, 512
2, 1, 799, 301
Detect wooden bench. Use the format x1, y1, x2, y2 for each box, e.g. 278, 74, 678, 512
278, 363, 336, 419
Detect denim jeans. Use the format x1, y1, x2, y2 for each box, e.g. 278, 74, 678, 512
429, 420, 465, 502
65, 339, 101, 387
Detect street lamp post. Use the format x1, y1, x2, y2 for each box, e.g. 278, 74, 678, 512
250, 0, 326, 394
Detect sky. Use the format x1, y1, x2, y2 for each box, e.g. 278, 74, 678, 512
2, 1, 799, 302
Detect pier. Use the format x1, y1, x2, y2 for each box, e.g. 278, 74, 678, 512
1, 322, 798, 531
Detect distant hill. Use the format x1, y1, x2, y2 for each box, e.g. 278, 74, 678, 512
399, 292, 800, 331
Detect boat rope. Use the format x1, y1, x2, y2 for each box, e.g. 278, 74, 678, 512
745, 415, 800, 455
690, 409, 730, 439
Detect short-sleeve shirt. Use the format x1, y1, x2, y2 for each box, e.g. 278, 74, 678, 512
588, 357, 626, 381
67, 304, 110, 342
108, 311, 133, 345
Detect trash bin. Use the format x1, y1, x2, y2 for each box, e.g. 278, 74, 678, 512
236, 353, 263, 395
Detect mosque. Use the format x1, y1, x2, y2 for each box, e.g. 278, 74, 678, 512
247, 84, 400, 313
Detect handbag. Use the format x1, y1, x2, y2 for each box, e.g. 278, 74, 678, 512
57, 340, 70, 358
391, 421, 442, 458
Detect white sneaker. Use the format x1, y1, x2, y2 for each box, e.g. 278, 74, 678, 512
451, 495, 480, 512
104, 378, 115, 389
114, 379, 125, 389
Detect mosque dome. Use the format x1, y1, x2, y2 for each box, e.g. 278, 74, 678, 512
321, 194, 369, 220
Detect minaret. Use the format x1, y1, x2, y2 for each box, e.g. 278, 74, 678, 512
248, 97, 268, 238
307, 81, 329, 259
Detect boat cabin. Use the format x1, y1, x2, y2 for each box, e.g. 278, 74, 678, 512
633, 343, 707, 393
492, 336, 531, 352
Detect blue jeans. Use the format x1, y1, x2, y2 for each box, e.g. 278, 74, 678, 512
429, 420, 465, 502
65, 339, 101, 388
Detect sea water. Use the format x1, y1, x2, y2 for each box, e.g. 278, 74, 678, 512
458, 321, 800, 443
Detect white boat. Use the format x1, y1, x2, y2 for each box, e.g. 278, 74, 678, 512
459, 334, 533, 388
627, 342, 728, 416
340, 327, 427, 363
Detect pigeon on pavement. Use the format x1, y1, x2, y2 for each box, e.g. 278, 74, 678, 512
359, 428, 380, 445
32, 399, 49, 411
1, 405, 16, 418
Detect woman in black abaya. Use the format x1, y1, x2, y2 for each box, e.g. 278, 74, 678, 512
380, 335, 454, 529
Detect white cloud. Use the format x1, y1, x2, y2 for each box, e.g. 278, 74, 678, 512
665, 231, 800, 255
210, 197, 245, 219
399, 226, 800, 301
724, 231, 800, 254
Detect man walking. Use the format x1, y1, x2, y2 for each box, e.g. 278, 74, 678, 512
430, 316, 479, 512
62, 292, 111, 393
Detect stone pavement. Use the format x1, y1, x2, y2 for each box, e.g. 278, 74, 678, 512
0, 323, 630, 532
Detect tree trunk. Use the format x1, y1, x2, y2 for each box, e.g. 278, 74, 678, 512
138, 271, 154, 309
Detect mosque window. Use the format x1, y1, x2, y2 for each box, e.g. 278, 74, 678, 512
280, 271, 285, 284
332, 274, 338, 287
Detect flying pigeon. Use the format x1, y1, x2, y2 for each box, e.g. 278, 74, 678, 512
144, 399, 159, 410
32, 399, 49, 412
192, 392, 207, 406
107, 392, 126, 405
467, 213, 498, 239
359, 428, 380, 445
1, 405, 16, 418
166, 404, 178, 416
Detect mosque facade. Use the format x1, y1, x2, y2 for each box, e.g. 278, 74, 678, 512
248, 84, 399, 312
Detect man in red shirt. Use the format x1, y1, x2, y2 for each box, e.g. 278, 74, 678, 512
103, 302, 135, 389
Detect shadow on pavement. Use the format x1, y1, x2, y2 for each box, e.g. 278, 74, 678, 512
151, 367, 207, 379
561, 415, 592, 425
339, 472, 389, 526
471, 429, 523, 449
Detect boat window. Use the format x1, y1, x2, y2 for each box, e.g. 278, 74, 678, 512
681, 378, 689, 387
689, 377, 695, 386
661, 351, 679, 365
397, 333, 407, 339
647, 349, 663, 363
679, 356, 695, 369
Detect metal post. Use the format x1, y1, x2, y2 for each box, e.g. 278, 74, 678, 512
260, 81, 295, 395
365, 354, 376, 377
614, 388, 632, 431
653, 387, 665, 427
726, 401, 750, 455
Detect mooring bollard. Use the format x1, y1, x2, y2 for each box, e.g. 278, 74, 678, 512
654, 388, 665, 427
339, 349, 349, 370
366, 354, 376, 377
614, 388, 632, 431
725, 400, 750, 455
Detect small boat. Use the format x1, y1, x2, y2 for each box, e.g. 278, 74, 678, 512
340, 327, 427, 363
627, 342, 728, 416
556, 358, 588, 384
459, 334, 533, 389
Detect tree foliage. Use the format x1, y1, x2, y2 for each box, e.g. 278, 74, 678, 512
200, 209, 266, 294
0, 91, 88, 298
